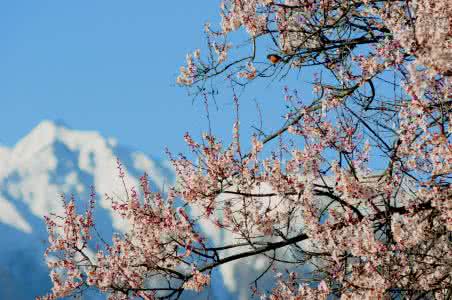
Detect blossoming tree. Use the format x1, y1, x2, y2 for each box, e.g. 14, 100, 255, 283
41, 0, 451, 299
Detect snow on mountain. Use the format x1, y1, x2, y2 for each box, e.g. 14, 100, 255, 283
0, 120, 287, 300
0, 120, 174, 299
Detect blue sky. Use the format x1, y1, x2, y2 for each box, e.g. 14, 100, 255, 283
0, 1, 313, 159
0, 1, 213, 155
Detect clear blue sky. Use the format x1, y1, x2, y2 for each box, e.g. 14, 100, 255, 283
0, 1, 308, 158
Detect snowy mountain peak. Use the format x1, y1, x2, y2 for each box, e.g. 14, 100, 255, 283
12, 120, 105, 164
0, 121, 254, 300
14, 120, 60, 155
0, 120, 173, 234
0, 121, 175, 299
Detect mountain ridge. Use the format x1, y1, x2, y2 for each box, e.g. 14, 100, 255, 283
0, 120, 249, 300
0, 120, 174, 299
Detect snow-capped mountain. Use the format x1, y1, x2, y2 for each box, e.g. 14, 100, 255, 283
0, 120, 283, 300
0, 120, 174, 299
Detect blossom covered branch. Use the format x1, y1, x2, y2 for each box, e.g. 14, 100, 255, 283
42, 0, 451, 299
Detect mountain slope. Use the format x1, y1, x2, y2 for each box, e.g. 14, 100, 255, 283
0, 121, 273, 300
0, 120, 174, 299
